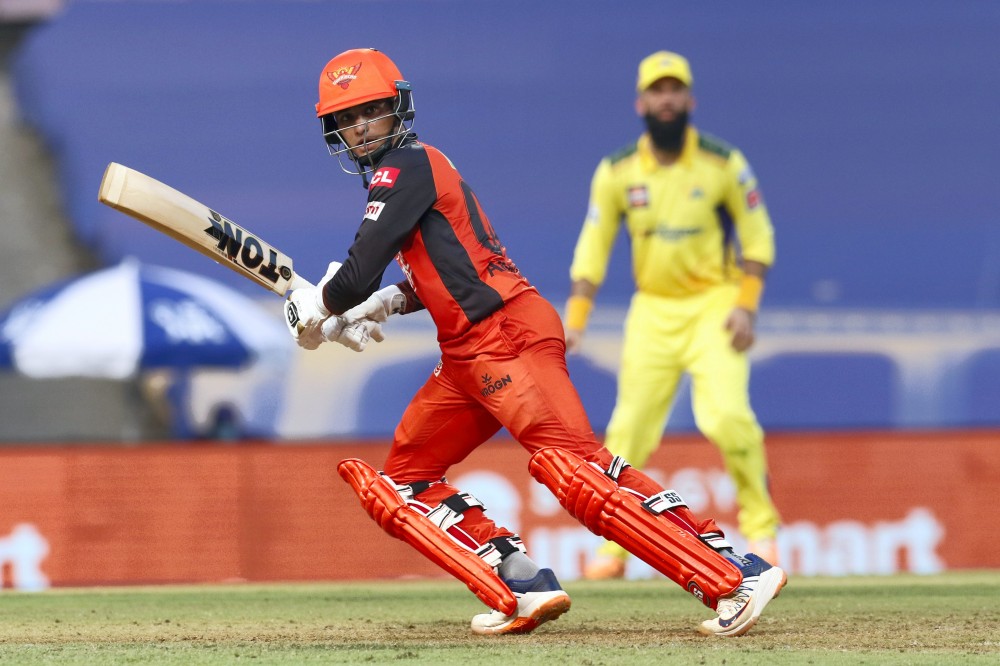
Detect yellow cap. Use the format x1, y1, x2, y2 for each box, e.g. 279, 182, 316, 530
636, 51, 693, 92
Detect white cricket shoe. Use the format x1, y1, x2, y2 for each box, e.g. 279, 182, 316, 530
698, 553, 787, 637
470, 568, 571, 635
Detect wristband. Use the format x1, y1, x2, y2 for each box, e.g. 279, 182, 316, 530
564, 295, 595, 331
735, 274, 764, 312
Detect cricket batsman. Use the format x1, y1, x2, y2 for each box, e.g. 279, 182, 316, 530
285, 48, 786, 636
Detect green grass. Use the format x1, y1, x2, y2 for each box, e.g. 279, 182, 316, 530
0, 571, 997, 664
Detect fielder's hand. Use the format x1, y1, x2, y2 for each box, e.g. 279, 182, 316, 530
725, 308, 756, 352
564, 328, 585, 354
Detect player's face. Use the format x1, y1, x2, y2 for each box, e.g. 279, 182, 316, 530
636, 77, 694, 121
334, 98, 397, 159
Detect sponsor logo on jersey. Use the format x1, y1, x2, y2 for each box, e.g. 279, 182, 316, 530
480, 373, 513, 398
746, 188, 762, 210
646, 225, 701, 241
585, 204, 600, 224
627, 185, 649, 208
370, 167, 400, 188
326, 62, 362, 90
433, 359, 444, 377
364, 201, 386, 221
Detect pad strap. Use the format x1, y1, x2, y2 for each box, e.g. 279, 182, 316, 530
642, 489, 688, 515
476, 535, 527, 569
425, 492, 486, 530
600, 455, 631, 482
389, 477, 442, 502
700, 531, 735, 552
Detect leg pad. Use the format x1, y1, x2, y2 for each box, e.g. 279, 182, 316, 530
337, 458, 517, 615
528, 447, 741, 607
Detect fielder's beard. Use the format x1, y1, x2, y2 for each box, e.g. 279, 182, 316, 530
644, 111, 689, 152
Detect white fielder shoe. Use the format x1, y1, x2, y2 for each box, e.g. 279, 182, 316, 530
470, 568, 571, 635
698, 553, 787, 637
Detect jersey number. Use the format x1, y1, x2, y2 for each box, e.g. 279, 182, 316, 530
461, 182, 503, 255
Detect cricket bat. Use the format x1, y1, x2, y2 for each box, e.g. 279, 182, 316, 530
97, 162, 313, 335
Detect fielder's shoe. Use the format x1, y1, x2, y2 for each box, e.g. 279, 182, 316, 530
698, 553, 787, 637
582, 555, 626, 580
470, 568, 571, 635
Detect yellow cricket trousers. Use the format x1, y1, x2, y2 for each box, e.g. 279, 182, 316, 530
598, 285, 780, 560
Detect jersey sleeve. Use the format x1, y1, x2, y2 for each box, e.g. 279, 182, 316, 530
569, 158, 623, 286
323, 147, 437, 313
724, 150, 775, 267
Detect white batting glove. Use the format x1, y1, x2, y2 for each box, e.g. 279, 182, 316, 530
285, 261, 342, 344
296, 326, 326, 351
287, 286, 330, 334
341, 285, 407, 324
321, 316, 384, 352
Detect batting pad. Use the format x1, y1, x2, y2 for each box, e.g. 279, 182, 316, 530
528, 447, 741, 608
337, 458, 518, 615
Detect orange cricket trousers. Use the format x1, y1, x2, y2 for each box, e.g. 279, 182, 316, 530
381, 290, 721, 546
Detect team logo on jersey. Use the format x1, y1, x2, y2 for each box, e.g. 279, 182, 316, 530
326, 63, 362, 89
370, 167, 400, 188
480, 373, 513, 398
746, 188, 762, 210
627, 185, 649, 208
364, 201, 386, 221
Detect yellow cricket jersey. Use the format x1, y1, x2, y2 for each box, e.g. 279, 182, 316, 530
570, 127, 775, 298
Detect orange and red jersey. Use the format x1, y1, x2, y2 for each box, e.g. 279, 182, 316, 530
322, 136, 536, 342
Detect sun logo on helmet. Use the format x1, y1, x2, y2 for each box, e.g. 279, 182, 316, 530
326, 63, 362, 90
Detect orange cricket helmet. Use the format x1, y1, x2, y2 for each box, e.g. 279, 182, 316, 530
316, 48, 415, 182
316, 48, 409, 117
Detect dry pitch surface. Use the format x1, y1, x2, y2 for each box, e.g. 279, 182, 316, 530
0, 571, 997, 664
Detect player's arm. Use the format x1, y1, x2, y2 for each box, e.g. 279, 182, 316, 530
323, 149, 435, 315
565, 159, 622, 351
723, 150, 775, 352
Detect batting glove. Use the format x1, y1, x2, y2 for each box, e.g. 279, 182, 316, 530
321, 316, 384, 352
342, 285, 407, 324
285, 261, 342, 343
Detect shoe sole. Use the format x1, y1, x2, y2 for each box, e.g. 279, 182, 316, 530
698, 566, 788, 638
473, 593, 571, 636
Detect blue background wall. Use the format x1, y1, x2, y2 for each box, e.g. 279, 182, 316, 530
9, 0, 1000, 434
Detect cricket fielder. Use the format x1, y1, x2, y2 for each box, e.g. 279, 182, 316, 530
286, 48, 785, 636
564, 51, 782, 579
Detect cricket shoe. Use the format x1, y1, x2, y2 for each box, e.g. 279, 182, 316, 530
698, 553, 787, 637
470, 568, 571, 635
582, 556, 626, 580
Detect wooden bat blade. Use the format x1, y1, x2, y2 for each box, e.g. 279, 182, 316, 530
98, 162, 307, 296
